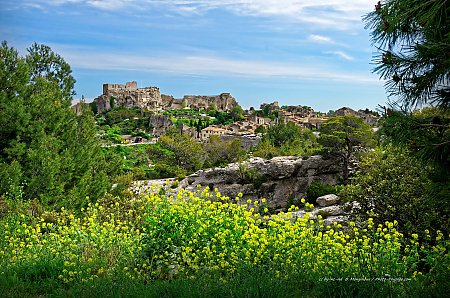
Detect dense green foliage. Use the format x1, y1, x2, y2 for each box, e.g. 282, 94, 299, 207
380, 108, 450, 178
319, 115, 375, 184
253, 122, 319, 159
379, 110, 450, 229
1, 189, 449, 297
203, 135, 247, 168
230, 105, 245, 121
306, 182, 343, 205
0, 42, 113, 208
364, 0, 450, 109
341, 146, 449, 237
147, 129, 205, 179
363, 0, 450, 239
163, 108, 236, 128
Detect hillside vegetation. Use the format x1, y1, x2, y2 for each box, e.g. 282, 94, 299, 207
2, 1, 450, 293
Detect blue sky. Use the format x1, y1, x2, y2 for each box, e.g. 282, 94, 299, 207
1, 0, 387, 112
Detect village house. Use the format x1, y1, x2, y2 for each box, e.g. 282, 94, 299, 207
247, 114, 272, 126
200, 126, 230, 141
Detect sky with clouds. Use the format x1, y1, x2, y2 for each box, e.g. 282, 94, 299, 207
1, 0, 387, 111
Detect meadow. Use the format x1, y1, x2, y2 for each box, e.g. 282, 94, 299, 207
1, 187, 448, 297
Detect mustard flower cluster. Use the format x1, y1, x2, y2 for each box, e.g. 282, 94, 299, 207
0, 187, 449, 286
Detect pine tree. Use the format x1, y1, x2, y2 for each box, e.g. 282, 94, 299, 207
364, 0, 450, 109
318, 115, 375, 184
0, 42, 112, 208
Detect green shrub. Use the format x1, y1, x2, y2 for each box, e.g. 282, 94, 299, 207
237, 162, 266, 189
340, 146, 448, 237
306, 182, 343, 204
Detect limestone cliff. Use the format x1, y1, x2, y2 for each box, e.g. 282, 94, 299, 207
95, 82, 163, 112
182, 93, 238, 111
93, 82, 238, 113
149, 115, 174, 137
134, 155, 342, 209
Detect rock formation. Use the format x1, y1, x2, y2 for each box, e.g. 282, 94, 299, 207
149, 115, 174, 137
95, 81, 163, 112
291, 195, 360, 226
182, 93, 238, 111
219, 134, 261, 151
134, 155, 342, 209
93, 82, 238, 113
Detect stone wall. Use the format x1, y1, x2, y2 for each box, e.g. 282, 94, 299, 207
334, 107, 378, 126
95, 84, 162, 112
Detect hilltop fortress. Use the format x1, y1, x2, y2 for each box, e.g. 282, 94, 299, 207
93, 81, 238, 112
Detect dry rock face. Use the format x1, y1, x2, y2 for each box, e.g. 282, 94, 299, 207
182, 93, 238, 111
316, 194, 340, 207
95, 82, 163, 112
149, 115, 174, 137
93, 82, 237, 113
291, 198, 359, 226
136, 155, 342, 209
219, 134, 261, 151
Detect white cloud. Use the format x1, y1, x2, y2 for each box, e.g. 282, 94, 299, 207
327, 50, 354, 61
86, 0, 133, 10
308, 34, 334, 44
26, 0, 374, 29
56, 47, 375, 83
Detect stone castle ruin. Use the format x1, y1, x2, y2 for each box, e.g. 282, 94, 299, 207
94, 81, 238, 113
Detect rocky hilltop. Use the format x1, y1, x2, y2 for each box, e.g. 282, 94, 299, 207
93, 81, 238, 113
135, 155, 342, 210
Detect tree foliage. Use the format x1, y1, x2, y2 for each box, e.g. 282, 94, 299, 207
253, 122, 319, 159
231, 105, 245, 122
148, 129, 204, 178
364, 0, 450, 109
380, 107, 450, 175
342, 146, 448, 236
318, 115, 375, 184
204, 135, 246, 168
365, 1, 450, 209
0, 42, 112, 208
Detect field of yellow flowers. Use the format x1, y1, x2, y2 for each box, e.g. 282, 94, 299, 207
1, 186, 449, 297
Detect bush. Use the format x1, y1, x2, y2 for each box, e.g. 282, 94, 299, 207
237, 162, 267, 189
306, 182, 342, 204
340, 146, 448, 237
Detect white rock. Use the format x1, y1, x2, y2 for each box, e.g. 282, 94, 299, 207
316, 194, 339, 207
323, 215, 350, 226
314, 205, 343, 216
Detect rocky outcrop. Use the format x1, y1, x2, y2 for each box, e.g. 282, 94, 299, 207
93, 82, 238, 113
135, 155, 342, 209
182, 93, 238, 111
291, 197, 359, 226
95, 82, 162, 112
149, 115, 174, 137
316, 194, 340, 207
219, 134, 261, 150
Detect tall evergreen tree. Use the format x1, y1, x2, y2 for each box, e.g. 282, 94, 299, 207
364, 0, 450, 109
0, 42, 112, 208
364, 1, 450, 179
364, 1, 450, 230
